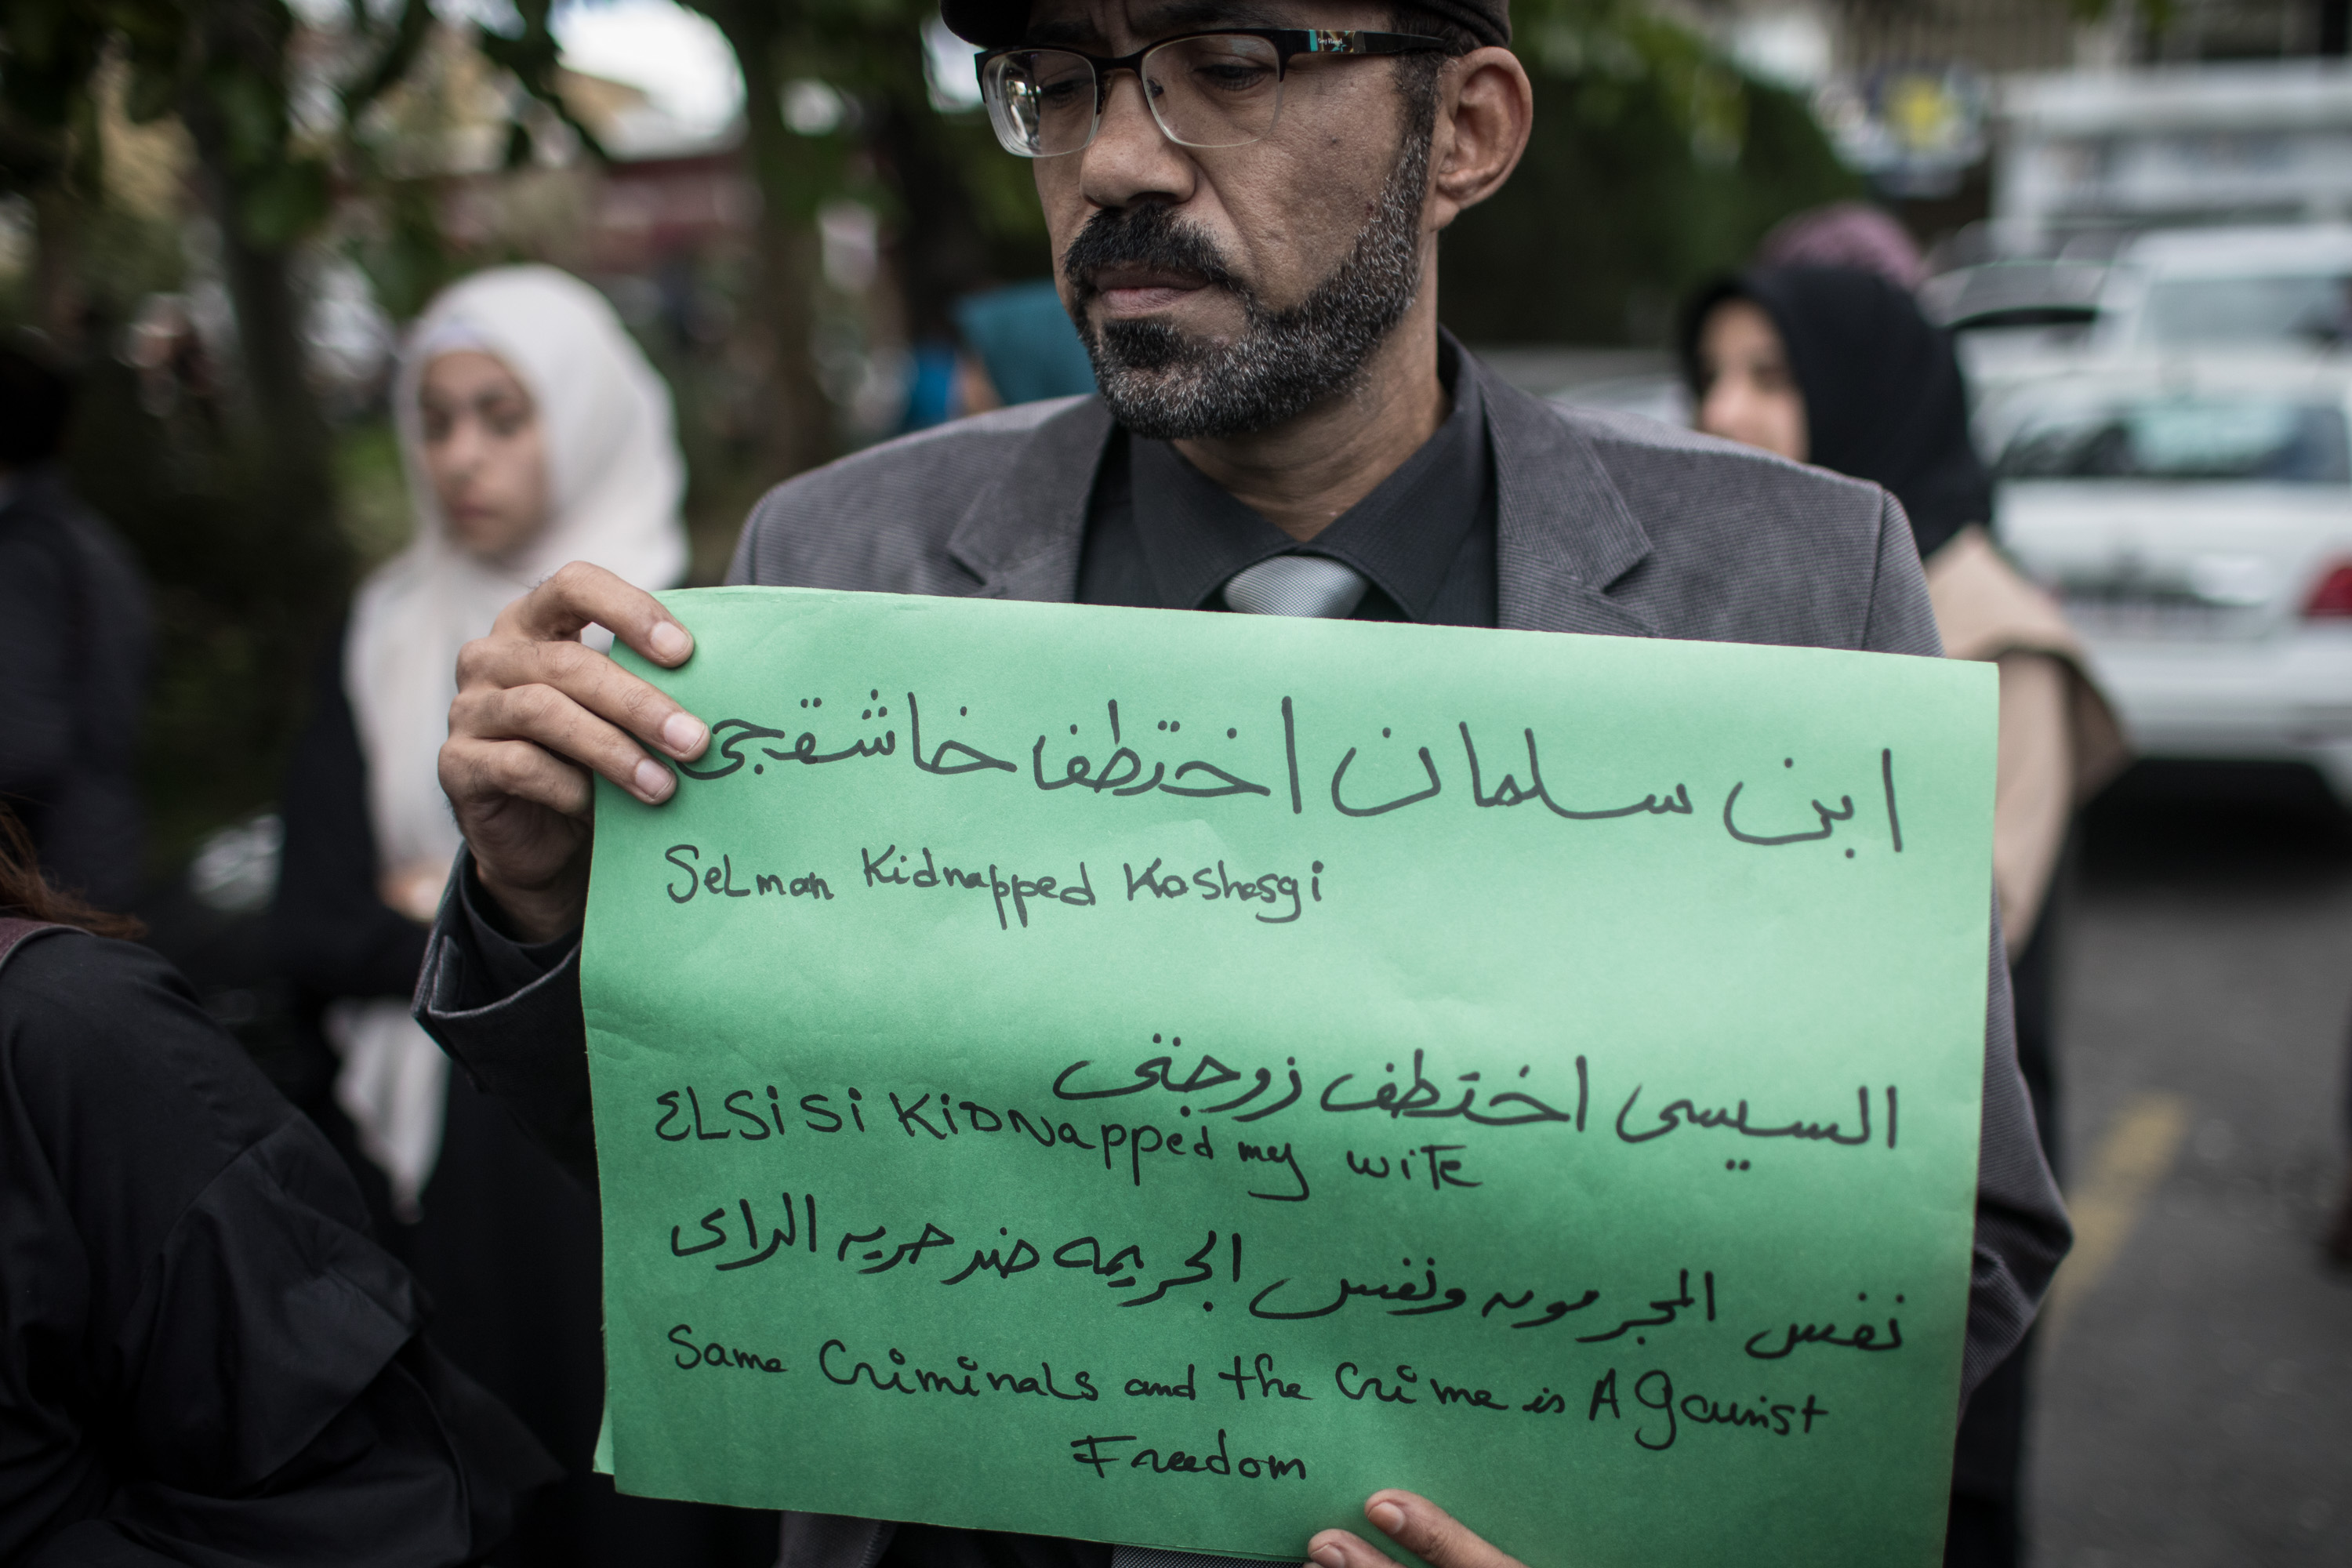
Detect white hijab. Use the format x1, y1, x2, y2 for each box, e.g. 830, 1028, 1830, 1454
330, 264, 688, 1216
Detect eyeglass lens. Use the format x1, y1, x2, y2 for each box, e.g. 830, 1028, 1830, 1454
984, 34, 1285, 157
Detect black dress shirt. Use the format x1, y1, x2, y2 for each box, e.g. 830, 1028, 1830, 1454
1077, 343, 1497, 626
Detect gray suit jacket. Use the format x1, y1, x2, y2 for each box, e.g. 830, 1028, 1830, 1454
418, 354, 2068, 1560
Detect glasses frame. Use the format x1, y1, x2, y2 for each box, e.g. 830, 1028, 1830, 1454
975, 28, 1449, 158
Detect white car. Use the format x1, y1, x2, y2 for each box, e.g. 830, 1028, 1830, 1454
2094, 226, 2352, 354
1936, 225, 2352, 412
1986, 360, 2352, 804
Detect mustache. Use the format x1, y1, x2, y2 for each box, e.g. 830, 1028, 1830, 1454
1062, 204, 1246, 303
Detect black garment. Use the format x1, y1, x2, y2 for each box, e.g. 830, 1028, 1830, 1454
274, 630, 439, 1013
1679, 267, 1991, 561
1945, 1333, 2033, 1567
0, 469, 149, 911
271, 627, 434, 1234
878, 1523, 1116, 1568
0, 923, 556, 1566
1080, 347, 1497, 626
270, 637, 781, 1568
1944, 892, 2063, 1568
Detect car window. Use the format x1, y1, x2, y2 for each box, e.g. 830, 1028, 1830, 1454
1996, 397, 2352, 483
2141, 274, 2352, 347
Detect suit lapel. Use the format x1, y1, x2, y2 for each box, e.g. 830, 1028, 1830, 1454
1478, 360, 1660, 637
938, 366, 1657, 635
946, 397, 1115, 604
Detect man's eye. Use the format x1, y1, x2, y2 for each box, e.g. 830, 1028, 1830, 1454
1192, 60, 1272, 92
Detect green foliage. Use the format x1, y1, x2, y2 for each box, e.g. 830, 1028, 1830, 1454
333, 415, 415, 572
0, 0, 452, 875
238, 154, 329, 246
930, 110, 1053, 282
347, 172, 459, 323
56, 338, 292, 866
337, 0, 434, 125
54, 197, 183, 318
1440, 2, 1857, 344
477, 0, 610, 162
0, 0, 105, 194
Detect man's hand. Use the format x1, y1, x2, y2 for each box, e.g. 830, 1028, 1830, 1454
438, 561, 709, 942
1310, 1491, 1532, 1568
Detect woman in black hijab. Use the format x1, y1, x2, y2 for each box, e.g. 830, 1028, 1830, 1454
0, 804, 557, 1564
1682, 267, 1991, 559
1682, 266, 2125, 1568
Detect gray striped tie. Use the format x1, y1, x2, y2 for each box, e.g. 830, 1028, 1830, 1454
1221, 554, 1369, 619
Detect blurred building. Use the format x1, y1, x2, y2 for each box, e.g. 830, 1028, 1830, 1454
372, 23, 752, 283
1992, 60, 2352, 249
1688, 0, 2352, 241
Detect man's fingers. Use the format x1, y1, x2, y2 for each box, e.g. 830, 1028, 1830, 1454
457, 635, 708, 764
1307, 1530, 1396, 1568
442, 735, 600, 819
487, 681, 677, 804
495, 561, 697, 670
1356, 1490, 1528, 1568
449, 679, 675, 806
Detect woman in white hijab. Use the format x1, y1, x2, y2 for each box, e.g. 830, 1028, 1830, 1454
334, 263, 687, 1212
271, 267, 773, 1564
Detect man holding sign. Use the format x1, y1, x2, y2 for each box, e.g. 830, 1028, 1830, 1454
418, 0, 2068, 1563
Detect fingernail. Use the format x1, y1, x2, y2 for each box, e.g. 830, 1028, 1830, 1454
649, 622, 691, 662
662, 712, 707, 754
1368, 1503, 1405, 1535
1312, 1548, 1345, 1568
634, 759, 673, 800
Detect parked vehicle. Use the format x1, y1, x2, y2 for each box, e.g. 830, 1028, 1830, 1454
2094, 225, 2352, 354
1985, 360, 2352, 803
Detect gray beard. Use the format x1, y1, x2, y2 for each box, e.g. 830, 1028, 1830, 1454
1066, 125, 1433, 441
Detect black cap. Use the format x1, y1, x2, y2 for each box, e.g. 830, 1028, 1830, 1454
938, 0, 1509, 49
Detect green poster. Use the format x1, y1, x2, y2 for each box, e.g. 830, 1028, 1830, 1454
582, 586, 1996, 1568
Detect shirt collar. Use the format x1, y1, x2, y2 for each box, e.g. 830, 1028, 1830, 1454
1126, 337, 1490, 620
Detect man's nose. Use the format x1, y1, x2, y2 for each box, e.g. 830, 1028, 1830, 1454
1078, 69, 1197, 212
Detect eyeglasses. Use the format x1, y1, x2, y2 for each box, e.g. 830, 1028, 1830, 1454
977, 29, 1446, 158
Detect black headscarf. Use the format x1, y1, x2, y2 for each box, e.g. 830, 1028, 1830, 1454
1679, 265, 1991, 562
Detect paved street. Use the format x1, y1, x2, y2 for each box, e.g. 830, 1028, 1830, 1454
2027, 764, 2352, 1565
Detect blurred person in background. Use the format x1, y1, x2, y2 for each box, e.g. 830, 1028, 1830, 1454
908, 281, 1099, 430
0, 336, 150, 915
1682, 263, 2126, 1568
269, 266, 773, 1565
1755, 201, 1930, 291
954, 278, 1100, 408
0, 802, 557, 1563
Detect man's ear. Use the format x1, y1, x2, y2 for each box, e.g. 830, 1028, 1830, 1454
1425, 46, 1533, 233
